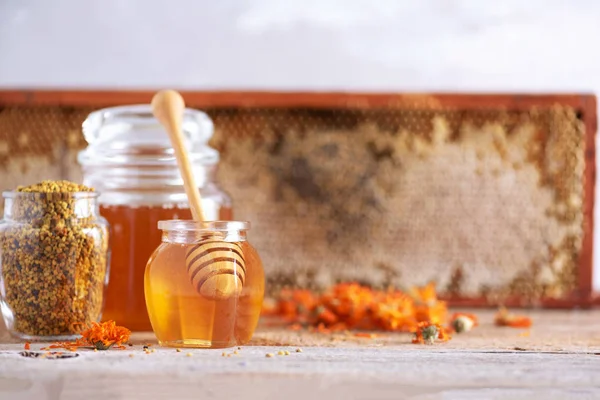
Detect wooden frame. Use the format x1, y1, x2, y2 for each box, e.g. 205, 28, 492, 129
0, 90, 596, 308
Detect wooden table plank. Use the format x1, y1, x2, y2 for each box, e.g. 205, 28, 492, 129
1, 310, 599, 399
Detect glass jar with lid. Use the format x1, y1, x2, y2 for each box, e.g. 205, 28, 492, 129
78, 105, 232, 331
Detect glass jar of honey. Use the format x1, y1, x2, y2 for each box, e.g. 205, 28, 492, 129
145, 220, 264, 348
78, 106, 232, 331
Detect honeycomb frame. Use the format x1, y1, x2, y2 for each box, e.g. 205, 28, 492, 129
0, 91, 595, 308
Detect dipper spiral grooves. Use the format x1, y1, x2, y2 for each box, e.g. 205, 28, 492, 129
186, 239, 246, 300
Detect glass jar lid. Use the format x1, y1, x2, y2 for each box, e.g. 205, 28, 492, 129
78, 105, 218, 168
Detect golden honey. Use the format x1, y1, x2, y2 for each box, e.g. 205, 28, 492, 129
144, 221, 264, 348
100, 205, 232, 331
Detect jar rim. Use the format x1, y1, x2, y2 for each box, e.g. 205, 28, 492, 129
158, 220, 250, 232
2, 191, 100, 199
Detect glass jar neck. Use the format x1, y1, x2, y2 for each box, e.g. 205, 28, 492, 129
2, 192, 101, 222
159, 220, 249, 244
162, 229, 247, 244
81, 163, 219, 206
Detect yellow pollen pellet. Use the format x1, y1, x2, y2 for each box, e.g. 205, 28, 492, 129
295, 348, 303, 353
277, 350, 285, 356
222, 352, 227, 357
284, 351, 290, 355
266, 353, 274, 358
233, 350, 239, 355
186, 352, 193, 357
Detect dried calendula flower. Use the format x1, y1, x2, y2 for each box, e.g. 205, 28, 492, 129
449, 313, 479, 333
494, 307, 532, 328
410, 282, 447, 326
266, 282, 447, 333
42, 320, 131, 351
412, 322, 451, 345
0, 180, 109, 338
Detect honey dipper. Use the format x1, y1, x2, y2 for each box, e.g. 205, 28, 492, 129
152, 90, 245, 300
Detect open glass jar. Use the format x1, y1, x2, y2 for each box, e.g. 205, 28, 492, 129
78, 105, 232, 331
145, 221, 264, 348
0, 191, 110, 340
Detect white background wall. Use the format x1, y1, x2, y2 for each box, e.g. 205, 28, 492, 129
2, 0, 600, 91
1, 0, 600, 289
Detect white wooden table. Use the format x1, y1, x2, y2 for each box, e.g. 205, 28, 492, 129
1, 310, 599, 400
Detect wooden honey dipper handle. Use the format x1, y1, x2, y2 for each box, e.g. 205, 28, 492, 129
152, 90, 243, 300
151, 90, 206, 221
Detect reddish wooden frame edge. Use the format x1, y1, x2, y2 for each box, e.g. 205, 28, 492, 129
0, 89, 596, 110
0, 90, 596, 308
